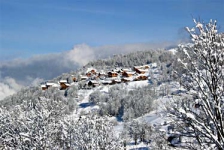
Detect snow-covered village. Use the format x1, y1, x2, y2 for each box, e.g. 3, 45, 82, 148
40, 63, 156, 91
0, 1, 224, 150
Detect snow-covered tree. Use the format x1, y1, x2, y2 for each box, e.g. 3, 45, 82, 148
71, 114, 123, 150
123, 86, 155, 121
0, 96, 70, 149
124, 120, 152, 145
170, 19, 224, 149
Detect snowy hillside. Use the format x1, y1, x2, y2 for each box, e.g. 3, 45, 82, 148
0, 49, 182, 149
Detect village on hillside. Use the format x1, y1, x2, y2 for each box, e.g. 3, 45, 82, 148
40, 63, 158, 91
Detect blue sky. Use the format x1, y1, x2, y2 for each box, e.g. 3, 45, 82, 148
0, 0, 224, 60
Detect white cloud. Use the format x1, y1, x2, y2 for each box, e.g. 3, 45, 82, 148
4, 77, 23, 91
25, 76, 44, 86
0, 76, 43, 101
66, 44, 96, 66
0, 77, 24, 100
0, 82, 16, 100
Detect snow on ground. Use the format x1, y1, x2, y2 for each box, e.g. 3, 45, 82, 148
113, 121, 123, 136
77, 89, 94, 104
125, 80, 149, 89
68, 77, 182, 149
127, 142, 150, 150
68, 89, 94, 118
73, 80, 151, 117
99, 85, 109, 93
70, 85, 110, 118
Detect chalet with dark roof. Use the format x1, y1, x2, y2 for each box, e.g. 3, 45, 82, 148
108, 71, 118, 77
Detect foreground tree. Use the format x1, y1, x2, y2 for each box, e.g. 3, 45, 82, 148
170, 19, 224, 149
71, 114, 123, 149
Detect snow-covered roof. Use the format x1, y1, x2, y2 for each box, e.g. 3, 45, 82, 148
86, 68, 96, 73
65, 83, 70, 86
59, 80, 67, 83
125, 71, 136, 74
80, 75, 88, 79
101, 80, 112, 84
108, 71, 118, 74
122, 68, 132, 72
114, 79, 121, 82
45, 82, 59, 87
136, 74, 148, 77
46, 82, 55, 86
41, 85, 47, 87
133, 66, 142, 69
137, 69, 148, 72
122, 77, 134, 81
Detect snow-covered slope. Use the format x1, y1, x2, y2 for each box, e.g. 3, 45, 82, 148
0, 49, 180, 149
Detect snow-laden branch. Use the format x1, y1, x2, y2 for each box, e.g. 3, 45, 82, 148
170, 19, 224, 149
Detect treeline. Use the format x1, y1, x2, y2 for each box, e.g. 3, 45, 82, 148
85, 49, 175, 70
